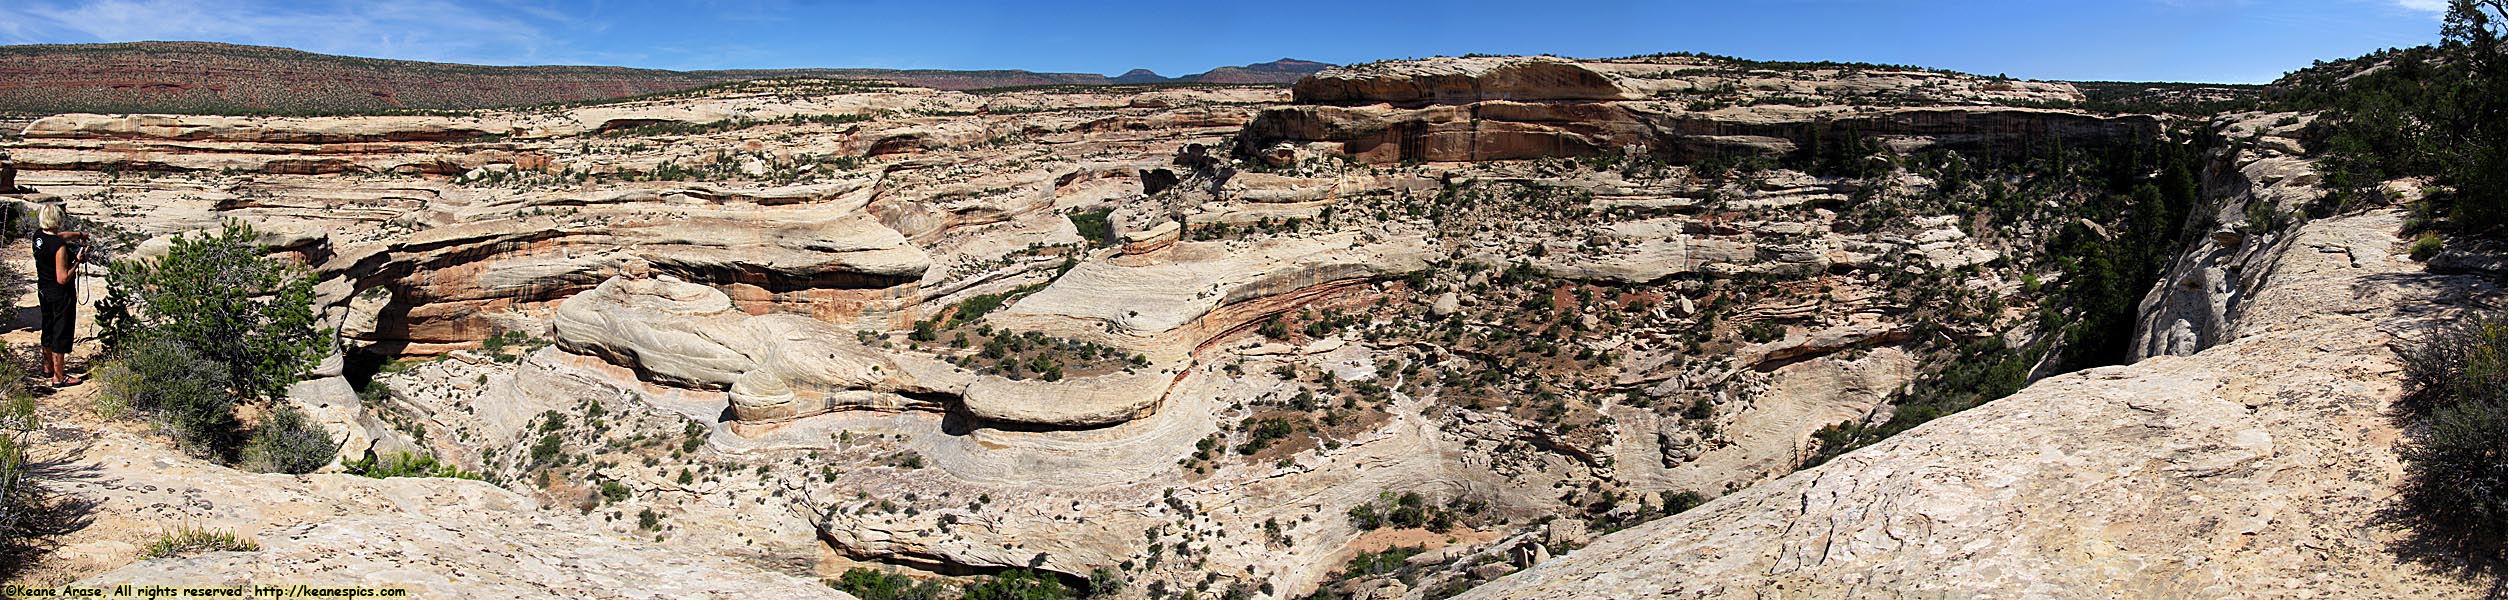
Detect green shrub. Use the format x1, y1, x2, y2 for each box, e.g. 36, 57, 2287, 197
1741, 321, 1785, 343
240, 404, 340, 474
599, 479, 630, 503
955, 296, 1006, 325
2392, 313, 2508, 568
1085, 567, 1122, 597
1681, 398, 1714, 421
1346, 503, 1381, 530
96, 220, 328, 405
99, 337, 241, 459
0, 384, 66, 576
1234, 417, 1293, 455
947, 284, 1044, 328
1259, 315, 1290, 340
829, 568, 946, 600
1661, 490, 1706, 515
88, 368, 130, 420
343, 452, 481, 480
1068, 208, 1116, 248
1801, 420, 1875, 469
90, 221, 333, 469
1811, 366, 2005, 461
960, 569, 1073, 600
2397, 314, 2508, 418
2409, 232, 2443, 261
680, 421, 707, 454
1387, 492, 1429, 528
2397, 400, 2508, 555
143, 524, 259, 558
1338, 544, 1426, 579
532, 433, 564, 466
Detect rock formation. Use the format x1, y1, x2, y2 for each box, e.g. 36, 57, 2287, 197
1455, 206, 2492, 599
1243, 56, 2152, 165
14, 52, 2478, 600
549, 267, 1186, 428
554, 268, 956, 421
1294, 56, 1640, 106
2130, 111, 2324, 360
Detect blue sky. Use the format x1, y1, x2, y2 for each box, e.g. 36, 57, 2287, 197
0, 0, 2459, 83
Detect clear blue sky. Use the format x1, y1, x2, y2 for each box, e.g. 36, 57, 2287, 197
0, 0, 2458, 83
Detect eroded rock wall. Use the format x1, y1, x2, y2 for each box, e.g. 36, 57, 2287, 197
1242, 56, 2152, 166
6, 58, 2298, 598
1456, 112, 2493, 597
2130, 111, 2325, 360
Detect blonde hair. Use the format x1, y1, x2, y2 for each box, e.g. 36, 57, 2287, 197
33, 203, 61, 231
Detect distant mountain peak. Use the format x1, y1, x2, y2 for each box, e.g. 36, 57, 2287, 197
1113, 68, 1169, 84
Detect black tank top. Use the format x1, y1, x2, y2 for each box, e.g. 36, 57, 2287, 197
32, 232, 73, 297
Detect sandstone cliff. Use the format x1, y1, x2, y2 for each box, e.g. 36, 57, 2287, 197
10, 53, 2410, 600
1452, 170, 2495, 599
1245, 56, 2142, 165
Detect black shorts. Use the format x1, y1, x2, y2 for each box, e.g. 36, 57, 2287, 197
38, 288, 73, 354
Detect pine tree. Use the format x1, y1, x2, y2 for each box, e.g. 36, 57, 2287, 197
2441, 0, 2508, 232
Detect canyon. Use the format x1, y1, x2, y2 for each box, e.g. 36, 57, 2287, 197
0, 51, 2493, 599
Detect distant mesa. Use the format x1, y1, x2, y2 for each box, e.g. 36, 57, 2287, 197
0, 41, 1332, 115
1182, 59, 1337, 84
1106, 60, 1333, 85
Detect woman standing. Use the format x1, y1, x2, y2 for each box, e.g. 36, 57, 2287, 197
32, 204, 85, 387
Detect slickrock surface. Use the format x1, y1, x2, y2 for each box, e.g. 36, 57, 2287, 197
554, 272, 941, 417
12, 385, 851, 600
993, 230, 1437, 361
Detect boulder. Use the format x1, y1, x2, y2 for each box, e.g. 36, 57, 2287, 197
961, 370, 1170, 428
1430, 292, 1462, 317
1119, 220, 1180, 256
